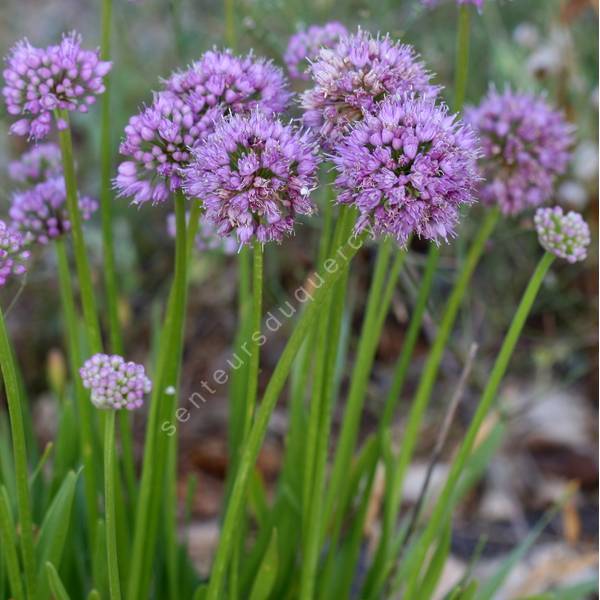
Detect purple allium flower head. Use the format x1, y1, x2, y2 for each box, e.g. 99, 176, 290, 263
332, 94, 480, 246
114, 91, 220, 205
10, 178, 97, 245
465, 88, 574, 216
163, 49, 290, 117
8, 143, 62, 184
0, 221, 29, 286
80, 353, 152, 410
167, 212, 237, 254
284, 22, 348, 80
2, 32, 112, 140
183, 110, 320, 245
534, 206, 590, 264
301, 28, 439, 145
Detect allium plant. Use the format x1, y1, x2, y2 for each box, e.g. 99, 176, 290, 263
10, 178, 97, 245
0, 221, 29, 286
284, 21, 348, 80
0, 7, 595, 600
8, 143, 62, 184
301, 28, 439, 143
183, 110, 320, 244
332, 94, 480, 246
535, 206, 591, 263
2, 32, 111, 140
466, 88, 574, 215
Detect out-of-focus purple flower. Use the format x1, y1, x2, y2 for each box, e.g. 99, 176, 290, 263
2, 32, 111, 140
534, 206, 590, 264
163, 49, 290, 117
465, 88, 574, 215
0, 221, 29, 286
10, 178, 97, 245
166, 212, 237, 254
80, 353, 152, 410
284, 22, 348, 80
332, 94, 480, 246
114, 91, 219, 205
183, 110, 320, 244
8, 143, 62, 184
301, 28, 439, 144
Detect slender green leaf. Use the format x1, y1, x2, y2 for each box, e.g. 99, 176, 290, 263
45, 562, 71, 600
415, 521, 452, 600
0, 485, 25, 600
249, 529, 278, 600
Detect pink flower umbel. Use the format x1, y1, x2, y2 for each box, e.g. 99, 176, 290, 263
0, 221, 29, 286
2, 32, 111, 140
80, 354, 152, 410
10, 178, 97, 245
301, 28, 439, 144
534, 206, 590, 264
284, 22, 348, 80
163, 49, 290, 118
465, 88, 574, 215
183, 110, 320, 245
332, 94, 480, 246
8, 143, 62, 184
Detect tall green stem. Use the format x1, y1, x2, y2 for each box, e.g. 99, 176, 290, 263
55, 110, 102, 355
99, 0, 121, 356
55, 239, 99, 541
206, 228, 365, 600
402, 252, 555, 597
127, 193, 188, 600
224, 0, 236, 50
104, 411, 122, 600
0, 308, 36, 600
386, 207, 499, 566
454, 5, 471, 112
244, 242, 263, 438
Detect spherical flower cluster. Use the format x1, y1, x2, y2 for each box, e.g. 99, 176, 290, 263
163, 49, 290, 118
80, 353, 152, 410
3, 32, 111, 140
0, 221, 29, 287
284, 22, 348, 80
332, 95, 480, 246
8, 143, 62, 184
115, 91, 221, 204
534, 206, 590, 264
465, 88, 574, 215
183, 111, 320, 244
10, 178, 97, 245
301, 29, 439, 144
167, 212, 237, 254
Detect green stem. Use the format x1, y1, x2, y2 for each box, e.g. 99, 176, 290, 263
206, 226, 365, 600
0, 308, 36, 600
386, 207, 499, 567
244, 242, 264, 438
127, 192, 188, 600
99, 0, 121, 356
104, 411, 122, 600
322, 238, 394, 529
454, 5, 471, 112
380, 245, 440, 433
402, 251, 555, 598
55, 110, 103, 355
55, 239, 99, 541
224, 0, 236, 50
